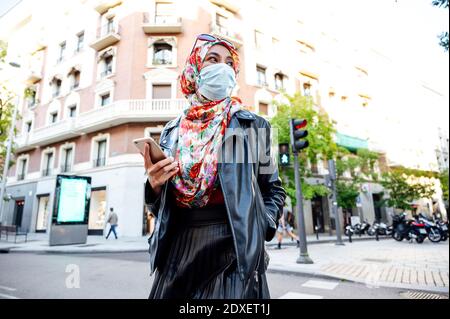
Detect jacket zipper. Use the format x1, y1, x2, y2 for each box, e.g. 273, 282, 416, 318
218, 168, 244, 281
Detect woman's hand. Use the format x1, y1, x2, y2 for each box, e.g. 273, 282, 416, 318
141, 143, 179, 197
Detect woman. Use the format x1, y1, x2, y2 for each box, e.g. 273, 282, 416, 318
142, 34, 286, 299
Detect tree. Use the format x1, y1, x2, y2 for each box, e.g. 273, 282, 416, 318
270, 92, 337, 205
432, 0, 449, 51
0, 40, 21, 177
380, 170, 436, 212
335, 147, 380, 211
439, 169, 449, 204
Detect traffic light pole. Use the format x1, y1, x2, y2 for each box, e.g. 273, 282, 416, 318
328, 159, 345, 246
293, 151, 313, 264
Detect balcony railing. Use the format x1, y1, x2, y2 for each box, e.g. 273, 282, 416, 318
42, 169, 52, 177
93, 157, 106, 168
90, 22, 121, 51
15, 99, 188, 151
142, 13, 182, 33
210, 22, 243, 48
60, 164, 72, 173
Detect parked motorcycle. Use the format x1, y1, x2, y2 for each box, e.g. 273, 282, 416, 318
416, 214, 441, 243
367, 222, 392, 236
392, 212, 427, 243
435, 219, 448, 241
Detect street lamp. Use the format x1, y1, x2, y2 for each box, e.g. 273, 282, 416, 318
0, 61, 22, 224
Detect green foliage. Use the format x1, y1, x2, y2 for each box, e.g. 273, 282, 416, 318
439, 169, 449, 203
271, 93, 337, 205
336, 180, 360, 209
380, 170, 436, 211
0, 41, 21, 176
432, 0, 449, 51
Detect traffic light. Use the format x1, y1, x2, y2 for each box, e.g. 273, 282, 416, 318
279, 143, 290, 166
289, 118, 309, 153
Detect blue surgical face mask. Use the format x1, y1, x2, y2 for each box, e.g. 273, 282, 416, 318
197, 63, 237, 101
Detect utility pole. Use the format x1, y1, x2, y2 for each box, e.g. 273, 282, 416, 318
328, 159, 345, 245
290, 119, 313, 264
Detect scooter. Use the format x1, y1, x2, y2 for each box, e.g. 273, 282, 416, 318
392, 212, 427, 243
367, 222, 391, 236
416, 214, 441, 243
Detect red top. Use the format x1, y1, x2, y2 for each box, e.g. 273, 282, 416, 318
205, 183, 225, 206
174, 182, 225, 208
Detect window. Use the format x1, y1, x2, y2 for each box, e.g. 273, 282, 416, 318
256, 66, 267, 86
153, 42, 172, 65
88, 187, 107, 232
274, 73, 284, 90
50, 112, 58, 124
68, 105, 77, 117
26, 87, 37, 107
51, 78, 62, 97
258, 102, 269, 116
57, 41, 66, 62
94, 140, 107, 167
106, 17, 115, 33
255, 30, 264, 49
216, 13, 228, 34
61, 147, 73, 173
303, 83, 312, 96
76, 32, 84, 52
152, 84, 171, 99
17, 158, 27, 180
100, 92, 111, 106
101, 55, 113, 77
42, 152, 53, 176
25, 121, 32, 133
70, 71, 80, 89
155, 2, 175, 24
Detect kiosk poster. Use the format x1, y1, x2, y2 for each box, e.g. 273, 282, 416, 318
53, 175, 91, 224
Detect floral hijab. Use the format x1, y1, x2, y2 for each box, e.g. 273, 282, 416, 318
171, 39, 242, 208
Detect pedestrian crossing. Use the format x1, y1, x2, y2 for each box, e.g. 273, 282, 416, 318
278, 279, 339, 299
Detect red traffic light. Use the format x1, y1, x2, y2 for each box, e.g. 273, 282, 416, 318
293, 119, 307, 129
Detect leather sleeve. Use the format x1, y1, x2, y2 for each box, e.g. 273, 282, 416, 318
145, 178, 162, 217
256, 119, 287, 241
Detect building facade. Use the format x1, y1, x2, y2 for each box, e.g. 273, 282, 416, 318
1, 0, 447, 237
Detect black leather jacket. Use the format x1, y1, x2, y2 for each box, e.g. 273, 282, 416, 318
144, 109, 286, 287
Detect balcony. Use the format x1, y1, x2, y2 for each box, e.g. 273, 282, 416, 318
17, 174, 25, 181
15, 99, 188, 152
60, 164, 72, 173
41, 169, 52, 177
93, 158, 106, 168
94, 0, 122, 14
142, 13, 182, 34
90, 23, 121, 51
210, 23, 243, 49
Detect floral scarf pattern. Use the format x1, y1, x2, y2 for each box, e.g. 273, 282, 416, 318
171, 40, 242, 208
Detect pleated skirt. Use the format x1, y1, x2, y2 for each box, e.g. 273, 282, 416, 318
149, 204, 270, 299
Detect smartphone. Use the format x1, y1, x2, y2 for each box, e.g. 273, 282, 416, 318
133, 137, 167, 163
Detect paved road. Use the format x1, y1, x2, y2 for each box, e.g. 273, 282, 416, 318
1, 252, 447, 299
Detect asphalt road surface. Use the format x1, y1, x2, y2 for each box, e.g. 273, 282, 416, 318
0, 252, 445, 299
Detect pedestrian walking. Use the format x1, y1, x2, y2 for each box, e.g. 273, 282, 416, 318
105, 207, 118, 240
276, 205, 300, 249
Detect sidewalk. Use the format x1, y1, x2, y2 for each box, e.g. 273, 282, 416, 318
0, 232, 381, 253
266, 240, 449, 294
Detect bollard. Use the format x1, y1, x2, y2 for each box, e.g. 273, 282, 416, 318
375, 228, 379, 241
348, 231, 353, 243
315, 226, 319, 240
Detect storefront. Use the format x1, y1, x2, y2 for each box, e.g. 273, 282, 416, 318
88, 187, 107, 235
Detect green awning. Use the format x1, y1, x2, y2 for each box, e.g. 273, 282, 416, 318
336, 132, 368, 151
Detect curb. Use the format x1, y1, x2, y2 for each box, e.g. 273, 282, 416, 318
267, 267, 450, 294
266, 235, 391, 247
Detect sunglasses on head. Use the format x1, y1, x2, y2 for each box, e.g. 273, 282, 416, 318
190, 33, 235, 55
